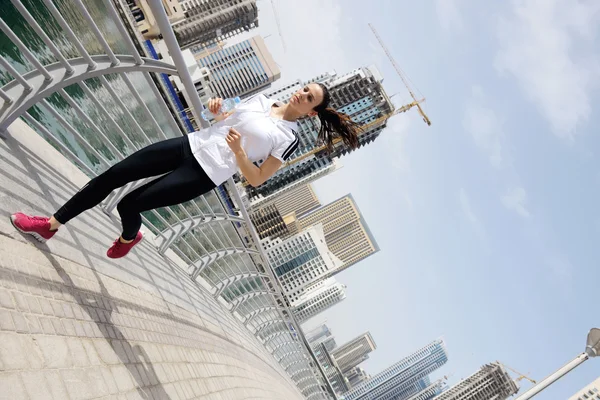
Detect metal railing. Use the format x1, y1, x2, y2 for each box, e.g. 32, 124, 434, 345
0, 0, 336, 399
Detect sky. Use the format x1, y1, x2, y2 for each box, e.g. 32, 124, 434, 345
235, 0, 600, 397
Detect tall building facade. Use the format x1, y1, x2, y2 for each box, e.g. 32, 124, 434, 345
293, 278, 346, 323
346, 366, 371, 389
249, 183, 322, 241
330, 332, 377, 373
570, 377, 600, 400
266, 224, 343, 302
312, 339, 350, 395
298, 194, 379, 273
254, 183, 321, 217
320, 335, 338, 352
410, 379, 447, 400
196, 36, 280, 99
343, 339, 448, 400
127, 0, 185, 39
175, 0, 258, 49
433, 363, 519, 400
244, 66, 394, 201
250, 203, 289, 240
306, 322, 333, 345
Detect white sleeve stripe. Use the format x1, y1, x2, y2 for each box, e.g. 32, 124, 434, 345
282, 136, 300, 160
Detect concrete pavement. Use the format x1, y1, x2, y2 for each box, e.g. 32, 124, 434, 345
0, 120, 306, 400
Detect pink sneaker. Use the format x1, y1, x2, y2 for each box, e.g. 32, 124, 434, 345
107, 231, 143, 259
10, 212, 57, 242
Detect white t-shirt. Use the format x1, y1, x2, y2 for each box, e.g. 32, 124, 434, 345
188, 94, 300, 186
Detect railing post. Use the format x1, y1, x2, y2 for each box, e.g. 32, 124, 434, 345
144, 0, 209, 129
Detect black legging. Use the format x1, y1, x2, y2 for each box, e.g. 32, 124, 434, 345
54, 135, 216, 240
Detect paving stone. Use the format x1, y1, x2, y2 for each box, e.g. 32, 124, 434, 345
44, 370, 70, 400
0, 332, 29, 370
21, 370, 52, 400
0, 372, 27, 400
35, 335, 73, 368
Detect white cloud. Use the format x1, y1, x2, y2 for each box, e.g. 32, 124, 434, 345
463, 86, 505, 169
436, 0, 465, 31
501, 187, 531, 218
495, 0, 600, 140
458, 188, 485, 239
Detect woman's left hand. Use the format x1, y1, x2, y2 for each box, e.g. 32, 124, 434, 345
226, 128, 243, 154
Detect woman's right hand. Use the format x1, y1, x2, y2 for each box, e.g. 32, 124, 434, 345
207, 97, 233, 122
208, 97, 223, 115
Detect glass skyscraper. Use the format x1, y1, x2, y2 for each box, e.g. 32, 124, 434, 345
343, 339, 448, 400
196, 36, 280, 99
264, 223, 343, 302
175, 0, 259, 50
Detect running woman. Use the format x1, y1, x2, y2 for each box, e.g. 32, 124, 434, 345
10, 83, 360, 258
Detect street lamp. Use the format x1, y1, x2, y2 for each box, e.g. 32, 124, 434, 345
513, 328, 600, 400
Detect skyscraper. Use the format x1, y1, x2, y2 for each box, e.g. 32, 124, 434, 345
305, 322, 333, 345
175, 0, 258, 49
330, 332, 377, 373
244, 66, 394, 201
253, 183, 321, 217
127, 0, 185, 39
433, 363, 519, 400
250, 203, 290, 240
320, 335, 338, 352
343, 339, 449, 400
249, 183, 322, 240
409, 379, 447, 400
298, 194, 379, 272
312, 338, 350, 395
569, 376, 600, 400
293, 278, 346, 323
196, 36, 280, 99
346, 366, 371, 389
265, 223, 343, 301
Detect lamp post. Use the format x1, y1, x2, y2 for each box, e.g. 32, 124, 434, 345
512, 328, 600, 400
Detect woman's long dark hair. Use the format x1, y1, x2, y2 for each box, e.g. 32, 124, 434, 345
313, 83, 361, 152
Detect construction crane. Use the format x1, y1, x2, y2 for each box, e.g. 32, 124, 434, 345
368, 23, 431, 126
497, 361, 537, 385
269, 0, 286, 52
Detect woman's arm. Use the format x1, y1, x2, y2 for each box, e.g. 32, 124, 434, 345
226, 128, 282, 187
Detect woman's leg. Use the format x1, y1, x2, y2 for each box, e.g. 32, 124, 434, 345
53, 136, 191, 226
117, 156, 215, 240
107, 156, 215, 258
11, 136, 192, 242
